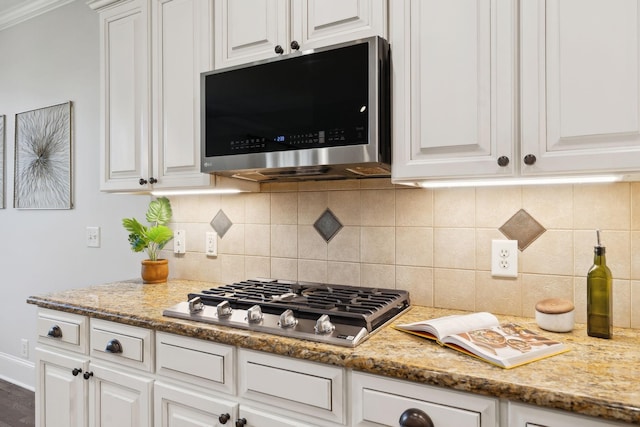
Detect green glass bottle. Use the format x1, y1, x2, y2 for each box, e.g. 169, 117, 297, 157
587, 230, 612, 339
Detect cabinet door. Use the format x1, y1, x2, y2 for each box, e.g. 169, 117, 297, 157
390, 0, 517, 182
154, 381, 237, 427
36, 347, 89, 427
88, 362, 153, 427
152, 0, 213, 188
291, 0, 387, 49
521, 0, 640, 176
99, 0, 152, 191
214, 0, 289, 68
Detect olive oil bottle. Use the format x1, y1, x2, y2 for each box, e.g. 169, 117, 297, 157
587, 230, 612, 339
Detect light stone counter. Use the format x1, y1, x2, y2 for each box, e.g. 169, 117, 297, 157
27, 279, 640, 425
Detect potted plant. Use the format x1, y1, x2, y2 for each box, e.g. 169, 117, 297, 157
122, 197, 174, 284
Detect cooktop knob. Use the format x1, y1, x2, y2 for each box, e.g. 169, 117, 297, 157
314, 314, 335, 335
279, 309, 298, 328
247, 305, 263, 323
216, 300, 232, 318
188, 296, 204, 313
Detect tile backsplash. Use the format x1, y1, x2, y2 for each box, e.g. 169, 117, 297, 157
164, 179, 640, 329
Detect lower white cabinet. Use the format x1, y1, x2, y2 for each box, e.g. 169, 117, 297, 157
508, 402, 630, 427
88, 362, 154, 427
351, 371, 498, 427
35, 308, 632, 427
35, 347, 89, 427
154, 381, 238, 427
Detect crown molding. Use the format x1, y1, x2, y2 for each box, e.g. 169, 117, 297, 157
0, 0, 76, 32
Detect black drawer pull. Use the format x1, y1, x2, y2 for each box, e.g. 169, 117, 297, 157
47, 325, 62, 338
105, 339, 123, 354
399, 408, 434, 427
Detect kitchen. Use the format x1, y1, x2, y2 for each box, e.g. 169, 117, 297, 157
1, 0, 640, 426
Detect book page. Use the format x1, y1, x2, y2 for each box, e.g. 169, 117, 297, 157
396, 312, 499, 341
445, 322, 566, 368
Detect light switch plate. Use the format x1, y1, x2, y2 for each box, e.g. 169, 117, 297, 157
174, 230, 186, 254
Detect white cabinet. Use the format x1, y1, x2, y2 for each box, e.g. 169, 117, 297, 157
390, 0, 517, 181
96, 0, 152, 192
154, 381, 238, 427
508, 402, 631, 427
91, 0, 258, 192
351, 371, 498, 427
520, 0, 640, 176
238, 348, 346, 425
35, 309, 90, 427
88, 362, 154, 427
214, 0, 387, 68
392, 0, 640, 184
36, 347, 89, 427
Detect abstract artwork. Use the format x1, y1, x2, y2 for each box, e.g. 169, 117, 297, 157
0, 115, 4, 208
14, 102, 72, 209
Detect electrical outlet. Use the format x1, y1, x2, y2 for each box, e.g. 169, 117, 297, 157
206, 232, 217, 257
86, 226, 100, 248
491, 239, 518, 278
21, 339, 28, 358
174, 230, 186, 254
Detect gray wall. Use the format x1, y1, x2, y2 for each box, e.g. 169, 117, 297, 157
0, 0, 149, 388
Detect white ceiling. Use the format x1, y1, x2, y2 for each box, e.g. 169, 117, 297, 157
0, 0, 75, 31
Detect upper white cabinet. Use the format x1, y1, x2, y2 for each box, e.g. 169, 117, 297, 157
390, 0, 517, 182
96, 0, 152, 191
91, 0, 258, 192
520, 0, 640, 176
152, 0, 215, 188
392, 0, 640, 183
214, 0, 388, 69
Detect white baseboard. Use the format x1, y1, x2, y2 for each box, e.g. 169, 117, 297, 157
0, 351, 35, 391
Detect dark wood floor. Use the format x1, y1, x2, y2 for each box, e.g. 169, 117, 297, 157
0, 379, 35, 427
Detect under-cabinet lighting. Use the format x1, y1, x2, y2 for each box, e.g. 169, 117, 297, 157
417, 175, 620, 189
150, 188, 244, 196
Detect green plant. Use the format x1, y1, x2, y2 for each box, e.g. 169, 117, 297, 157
122, 197, 174, 261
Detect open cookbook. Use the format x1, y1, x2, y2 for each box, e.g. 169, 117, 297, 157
393, 312, 569, 369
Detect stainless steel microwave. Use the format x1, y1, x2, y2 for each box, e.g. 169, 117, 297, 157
200, 36, 390, 182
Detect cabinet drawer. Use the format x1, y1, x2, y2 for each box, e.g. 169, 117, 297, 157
238, 349, 345, 424
352, 372, 498, 427
156, 332, 235, 395
37, 308, 88, 354
90, 319, 153, 372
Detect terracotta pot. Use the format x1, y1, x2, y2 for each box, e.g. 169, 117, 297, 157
141, 259, 169, 284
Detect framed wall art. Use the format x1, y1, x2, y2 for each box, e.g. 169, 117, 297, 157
0, 115, 4, 209
14, 102, 72, 209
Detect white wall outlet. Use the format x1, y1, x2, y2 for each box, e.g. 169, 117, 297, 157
206, 232, 217, 257
174, 230, 186, 254
21, 339, 29, 358
491, 239, 518, 278
86, 226, 100, 248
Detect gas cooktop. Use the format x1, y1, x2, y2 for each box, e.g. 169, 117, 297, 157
163, 278, 411, 347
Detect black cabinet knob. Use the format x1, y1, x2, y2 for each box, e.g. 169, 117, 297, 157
218, 413, 230, 424
105, 339, 123, 354
235, 418, 247, 427
523, 154, 537, 165
274, 45, 284, 54
149, 177, 157, 184
399, 408, 435, 427
47, 325, 62, 338
83, 371, 94, 380
291, 40, 300, 50
497, 156, 510, 167
71, 368, 82, 376
139, 178, 148, 185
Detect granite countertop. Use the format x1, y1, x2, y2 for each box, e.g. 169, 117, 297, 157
27, 279, 640, 425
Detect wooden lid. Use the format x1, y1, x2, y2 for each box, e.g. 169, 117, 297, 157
535, 298, 574, 314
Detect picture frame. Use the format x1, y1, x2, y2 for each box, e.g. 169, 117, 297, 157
14, 102, 72, 209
